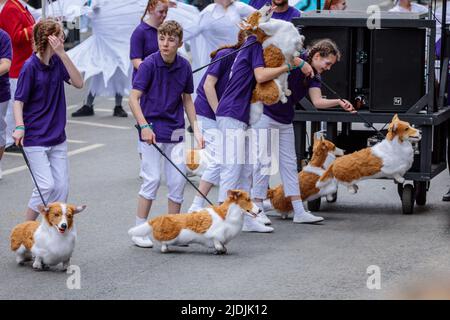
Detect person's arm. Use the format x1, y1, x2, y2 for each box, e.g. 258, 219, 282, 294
0, 58, 11, 76
129, 89, 156, 144
203, 75, 219, 113
183, 93, 205, 149
48, 35, 83, 89
309, 87, 355, 112
132, 58, 143, 70
254, 56, 314, 83
12, 100, 25, 146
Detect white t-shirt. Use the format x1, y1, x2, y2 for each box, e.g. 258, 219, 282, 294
389, 2, 428, 14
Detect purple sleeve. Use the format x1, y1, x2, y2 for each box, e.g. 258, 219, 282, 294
309, 76, 322, 89
184, 63, 194, 94
0, 32, 12, 60
130, 27, 144, 60
292, 8, 301, 19
132, 60, 152, 92
206, 56, 222, 78
252, 42, 265, 69
56, 56, 70, 83
14, 64, 34, 103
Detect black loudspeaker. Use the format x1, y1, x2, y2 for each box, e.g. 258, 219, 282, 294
301, 27, 353, 100
369, 28, 426, 112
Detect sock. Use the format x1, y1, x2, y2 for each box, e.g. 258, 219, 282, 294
255, 201, 264, 215
192, 195, 205, 209
292, 200, 307, 216
86, 92, 95, 107
115, 93, 123, 107
135, 216, 147, 226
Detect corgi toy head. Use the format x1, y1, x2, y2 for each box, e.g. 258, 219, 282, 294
226, 190, 261, 217
38, 202, 86, 234
313, 136, 345, 157
387, 114, 422, 143
240, 3, 275, 31
185, 148, 200, 172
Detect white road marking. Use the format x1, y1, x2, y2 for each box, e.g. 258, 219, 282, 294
67, 139, 86, 144
67, 105, 79, 110
94, 108, 133, 116
67, 120, 131, 130
1, 144, 105, 176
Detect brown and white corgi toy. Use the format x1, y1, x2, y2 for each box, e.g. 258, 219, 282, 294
10, 202, 86, 270
267, 136, 344, 219
128, 190, 261, 254
240, 4, 305, 124
317, 114, 422, 193
185, 148, 212, 178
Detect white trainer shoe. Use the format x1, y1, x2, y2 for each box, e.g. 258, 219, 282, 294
188, 204, 203, 213
242, 216, 274, 233
293, 211, 324, 224
255, 212, 272, 225
131, 236, 153, 248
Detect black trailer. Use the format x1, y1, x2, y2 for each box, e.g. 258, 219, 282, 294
291, 13, 450, 214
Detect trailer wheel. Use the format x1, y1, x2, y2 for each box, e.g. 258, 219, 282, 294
326, 192, 338, 203
414, 181, 428, 206
308, 198, 321, 212
397, 183, 404, 200
401, 184, 415, 215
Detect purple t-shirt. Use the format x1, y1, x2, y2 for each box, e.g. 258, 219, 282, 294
130, 21, 159, 80
194, 48, 237, 121
216, 36, 264, 124
0, 29, 12, 103
272, 6, 301, 21
249, 0, 270, 9
15, 54, 70, 147
263, 68, 321, 124
132, 52, 194, 143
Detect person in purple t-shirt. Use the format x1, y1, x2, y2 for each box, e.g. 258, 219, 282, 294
12, 19, 83, 221
215, 32, 314, 233
0, 28, 11, 180
130, 0, 169, 80
128, 21, 205, 248
252, 39, 354, 224
249, 0, 301, 22
187, 31, 245, 214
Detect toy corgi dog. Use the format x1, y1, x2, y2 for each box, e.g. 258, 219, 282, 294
317, 114, 421, 193
10, 202, 86, 271
240, 4, 305, 124
267, 137, 344, 218
128, 190, 261, 254
185, 148, 212, 178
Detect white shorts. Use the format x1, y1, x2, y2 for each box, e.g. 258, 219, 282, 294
251, 114, 300, 199
0, 100, 8, 147
139, 141, 186, 204
5, 78, 17, 147
24, 142, 69, 213
197, 115, 221, 185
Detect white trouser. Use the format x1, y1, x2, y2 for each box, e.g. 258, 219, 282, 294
5, 78, 17, 147
139, 141, 186, 204
252, 114, 300, 199
197, 115, 221, 185
217, 116, 253, 203
0, 101, 8, 147
24, 142, 69, 213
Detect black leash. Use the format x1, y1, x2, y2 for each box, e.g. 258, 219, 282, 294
192, 40, 258, 74
19, 146, 48, 208
135, 125, 214, 207
313, 76, 386, 139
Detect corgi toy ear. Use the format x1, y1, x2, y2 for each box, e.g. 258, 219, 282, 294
227, 190, 241, 200
392, 114, 399, 122
69, 205, 87, 214
389, 115, 399, 132
38, 205, 49, 215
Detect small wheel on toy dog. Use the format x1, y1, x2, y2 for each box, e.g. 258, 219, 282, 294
397, 183, 404, 200
414, 181, 428, 206
401, 184, 415, 215
307, 198, 321, 212
326, 192, 337, 203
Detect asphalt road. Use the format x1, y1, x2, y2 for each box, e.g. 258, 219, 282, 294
0, 83, 449, 300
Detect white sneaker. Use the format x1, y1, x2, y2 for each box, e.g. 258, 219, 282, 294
255, 212, 272, 225
131, 236, 153, 248
293, 211, 324, 224
242, 216, 274, 233
188, 204, 203, 213
262, 199, 273, 211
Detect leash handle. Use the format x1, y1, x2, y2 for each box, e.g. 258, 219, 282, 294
313, 76, 386, 139
135, 125, 214, 207
19, 146, 48, 208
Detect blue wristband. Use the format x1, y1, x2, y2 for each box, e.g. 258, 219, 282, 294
140, 123, 153, 130
286, 63, 292, 75
298, 60, 306, 70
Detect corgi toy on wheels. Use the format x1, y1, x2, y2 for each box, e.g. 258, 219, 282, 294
317, 114, 422, 193
128, 190, 261, 254
267, 136, 344, 219
10, 202, 87, 271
